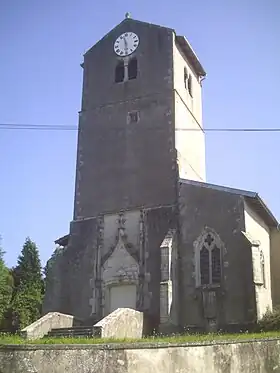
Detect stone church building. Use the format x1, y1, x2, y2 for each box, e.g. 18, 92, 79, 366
43, 16, 280, 333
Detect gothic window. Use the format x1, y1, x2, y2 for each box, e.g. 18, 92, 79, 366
188, 74, 193, 97
212, 246, 221, 284
128, 58, 137, 80
195, 231, 223, 287
200, 246, 210, 285
115, 61, 125, 83
184, 67, 188, 89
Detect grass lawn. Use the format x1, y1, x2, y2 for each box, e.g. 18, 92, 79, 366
1, 331, 280, 345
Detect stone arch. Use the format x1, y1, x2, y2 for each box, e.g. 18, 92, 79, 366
100, 233, 139, 317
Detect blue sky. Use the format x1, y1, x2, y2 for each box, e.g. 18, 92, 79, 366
0, 0, 279, 268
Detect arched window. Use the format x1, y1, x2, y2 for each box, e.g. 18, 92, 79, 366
212, 246, 221, 284
128, 58, 137, 80
200, 246, 210, 285
184, 67, 188, 89
188, 74, 193, 97
115, 61, 125, 83
194, 230, 223, 287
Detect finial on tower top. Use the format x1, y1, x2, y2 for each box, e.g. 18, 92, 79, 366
125, 12, 131, 19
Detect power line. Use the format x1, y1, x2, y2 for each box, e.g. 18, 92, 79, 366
0, 123, 280, 132
0, 124, 75, 130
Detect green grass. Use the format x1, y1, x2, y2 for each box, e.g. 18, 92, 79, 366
1, 331, 280, 346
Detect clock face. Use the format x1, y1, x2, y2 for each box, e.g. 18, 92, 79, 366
114, 32, 139, 57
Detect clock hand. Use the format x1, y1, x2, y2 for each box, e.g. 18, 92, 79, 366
124, 37, 128, 53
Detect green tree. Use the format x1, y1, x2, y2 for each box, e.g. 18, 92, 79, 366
11, 237, 44, 328
0, 241, 13, 327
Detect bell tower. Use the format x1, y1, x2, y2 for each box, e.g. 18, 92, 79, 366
44, 16, 207, 330
74, 17, 206, 220
173, 36, 206, 181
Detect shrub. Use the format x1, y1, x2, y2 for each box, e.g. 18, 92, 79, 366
257, 307, 280, 332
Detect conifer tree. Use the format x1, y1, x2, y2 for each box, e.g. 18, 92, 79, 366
11, 237, 44, 328
0, 240, 13, 327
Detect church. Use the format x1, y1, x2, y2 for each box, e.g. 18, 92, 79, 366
43, 15, 280, 334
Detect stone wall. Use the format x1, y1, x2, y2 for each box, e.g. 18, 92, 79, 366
43, 218, 98, 321
94, 308, 143, 339
1, 339, 280, 372
244, 200, 273, 319
144, 206, 175, 333
173, 35, 206, 182
43, 205, 175, 333
270, 227, 280, 308
178, 180, 256, 331
74, 18, 177, 220
21, 312, 74, 341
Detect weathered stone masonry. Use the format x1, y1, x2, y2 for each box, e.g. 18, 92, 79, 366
43, 17, 280, 334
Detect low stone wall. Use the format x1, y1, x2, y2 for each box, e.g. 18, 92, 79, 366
21, 312, 74, 340
1, 338, 280, 372
94, 308, 143, 339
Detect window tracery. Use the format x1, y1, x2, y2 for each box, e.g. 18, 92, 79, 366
194, 229, 223, 287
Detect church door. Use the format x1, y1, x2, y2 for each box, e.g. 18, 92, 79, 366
109, 284, 137, 313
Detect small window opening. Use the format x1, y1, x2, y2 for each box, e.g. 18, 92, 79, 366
188, 74, 193, 97
127, 111, 140, 124
128, 58, 137, 80
184, 68, 188, 89
115, 61, 125, 83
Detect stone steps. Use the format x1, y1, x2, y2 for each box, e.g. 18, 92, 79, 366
47, 326, 101, 338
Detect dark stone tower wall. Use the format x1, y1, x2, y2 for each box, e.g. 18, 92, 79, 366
74, 20, 177, 219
